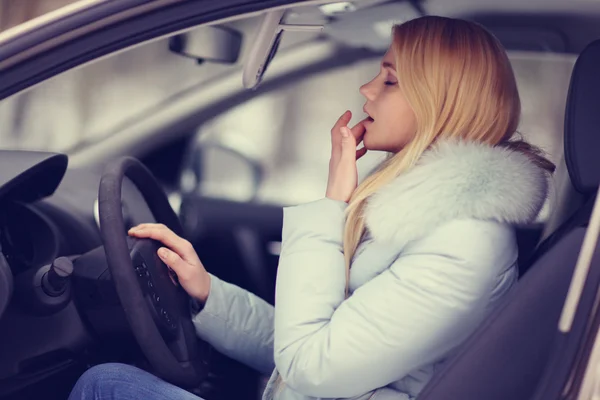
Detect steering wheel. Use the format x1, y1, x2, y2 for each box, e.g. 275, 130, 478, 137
98, 157, 209, 388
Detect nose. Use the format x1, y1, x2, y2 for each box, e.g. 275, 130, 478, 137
360, 78, 377, 101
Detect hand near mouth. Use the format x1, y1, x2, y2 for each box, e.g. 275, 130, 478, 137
326, 110, 369, 203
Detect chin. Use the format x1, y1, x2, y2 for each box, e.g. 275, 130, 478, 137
364, 132, 398, 152
363, 140, 387, 153
362, 140, 375, 151
362, 135, 377, 151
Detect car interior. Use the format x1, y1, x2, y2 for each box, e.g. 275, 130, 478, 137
2, 1, 600, 399
419, 37, 600, 400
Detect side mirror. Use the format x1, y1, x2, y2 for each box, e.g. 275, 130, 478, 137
169, 25, 242, 64
181, 140, 264, 202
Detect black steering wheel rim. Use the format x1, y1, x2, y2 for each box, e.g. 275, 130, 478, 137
98, 156, 207, 387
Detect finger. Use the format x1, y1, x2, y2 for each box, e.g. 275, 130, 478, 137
350, 118, 368, 141
340, 127, 358, 161
331, 110, 352, 136
157, 247, 188, 278
129, 223, 153, 230
129, 224, 195, 262
356, 146, 368, 160
129, 224, 192, 259
128, 223, 166, 238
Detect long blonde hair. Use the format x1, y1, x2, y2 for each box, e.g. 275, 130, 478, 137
343, 16, 554, 293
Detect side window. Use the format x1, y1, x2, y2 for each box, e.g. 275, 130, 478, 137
180, 57, 388, 206
512, 53, 575, 163
181, 52, 576, 214
511, 52, 576, 226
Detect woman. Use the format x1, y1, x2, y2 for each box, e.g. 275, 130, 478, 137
69, 15, 553, 400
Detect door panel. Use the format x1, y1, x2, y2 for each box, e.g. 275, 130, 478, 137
180, 195, 282, 304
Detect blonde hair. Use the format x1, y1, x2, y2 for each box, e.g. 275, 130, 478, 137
343, 16, 554, 294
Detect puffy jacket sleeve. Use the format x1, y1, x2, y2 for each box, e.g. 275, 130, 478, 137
274, 198, 516, 398
192, 274, 275, 375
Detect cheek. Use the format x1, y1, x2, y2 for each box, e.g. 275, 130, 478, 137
391, 105, 417, 142
390, 94, 416, 130
368, 98, 416, 151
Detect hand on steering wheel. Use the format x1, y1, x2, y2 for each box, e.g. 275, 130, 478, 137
99, 157, 209, 387
128, 224, 211, 303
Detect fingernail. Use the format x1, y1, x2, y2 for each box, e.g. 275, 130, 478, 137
158, 248, 168, 258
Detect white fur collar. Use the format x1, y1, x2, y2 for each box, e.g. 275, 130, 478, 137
364, 140, 549, 246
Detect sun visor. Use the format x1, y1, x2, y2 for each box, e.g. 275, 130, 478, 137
0, 151, 68, 203
243, 9, 323, 90
323, 2, 423, 51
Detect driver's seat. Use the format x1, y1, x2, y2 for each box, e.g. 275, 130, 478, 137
417, 39, 600, 400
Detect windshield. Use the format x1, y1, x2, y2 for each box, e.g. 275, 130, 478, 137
0, 34, 239, 153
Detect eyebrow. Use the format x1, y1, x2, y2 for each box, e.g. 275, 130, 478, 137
382, 61, 396, 71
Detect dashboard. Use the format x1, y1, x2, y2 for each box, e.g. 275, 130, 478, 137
0, 202, 60, 275
0, 151, 152, 321
0, 151, 69, 319
0, 151, 163, 396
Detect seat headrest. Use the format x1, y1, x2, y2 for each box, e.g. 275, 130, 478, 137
565, 39, 600, 194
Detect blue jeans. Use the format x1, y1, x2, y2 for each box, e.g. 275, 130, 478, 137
68, 363, 204, 400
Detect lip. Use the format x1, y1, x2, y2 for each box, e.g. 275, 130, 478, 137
363, 105, 374, 123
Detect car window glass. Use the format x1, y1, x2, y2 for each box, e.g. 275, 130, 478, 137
0, 36, 237, 152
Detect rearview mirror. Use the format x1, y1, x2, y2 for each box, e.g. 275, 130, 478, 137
169, 25, 242, 64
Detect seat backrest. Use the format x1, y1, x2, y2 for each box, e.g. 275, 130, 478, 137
519, 39, 600, 275
418, 39, 600, 400
418, 228, 585, 400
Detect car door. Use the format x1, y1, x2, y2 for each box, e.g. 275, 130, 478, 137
530, 194, 600, 400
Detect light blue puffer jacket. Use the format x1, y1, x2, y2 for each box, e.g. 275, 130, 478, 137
191, 140, 549, 400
